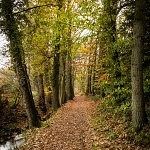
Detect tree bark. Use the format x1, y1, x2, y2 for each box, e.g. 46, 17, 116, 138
1, 0, 40, 128
52, 42, 61, 110
131, 0, 147, 131
37, 74, 47, 114
66, 51, 75, 100
59, 52, 66, 105
51, 0, 62, 110
66, 21, 75, 101
0, 87, 2, 108
86, 55, 92, 95
91, 44, 97, 95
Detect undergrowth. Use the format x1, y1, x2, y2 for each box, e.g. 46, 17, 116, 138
92, 96, 150, 150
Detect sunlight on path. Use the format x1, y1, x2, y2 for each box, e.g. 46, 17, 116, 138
23, 96, 96, 150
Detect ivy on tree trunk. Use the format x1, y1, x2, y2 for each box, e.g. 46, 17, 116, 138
1, 0, 41, 128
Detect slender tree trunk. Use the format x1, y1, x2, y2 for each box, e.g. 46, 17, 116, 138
91, 44, 97, 95
131, 0, 147, 131
44, 63, 51, 90
1, 0, 40, 128
86, 67, 92, 95
0, 88, 2, 108
59, 53, 66, 105
45, 89, 52, 111
66, 51, 75, 100
60, 74, 66, 105
37, 74, 47, 114
86, 55, 92, 95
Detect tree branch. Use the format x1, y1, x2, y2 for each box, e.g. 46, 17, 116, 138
13, 3, 57, 15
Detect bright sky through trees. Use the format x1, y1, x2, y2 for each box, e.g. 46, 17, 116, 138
0, 34, 12, 68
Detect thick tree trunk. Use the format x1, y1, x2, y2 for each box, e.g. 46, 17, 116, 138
37, 74, 47, 114
66, 22, 74, 101
51, 0, 63, 110
131, 0, 147, 130
2, 0, 40, 128
52, 43, 61, 110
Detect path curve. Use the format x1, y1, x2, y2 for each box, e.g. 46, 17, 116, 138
23, 96, 96, 150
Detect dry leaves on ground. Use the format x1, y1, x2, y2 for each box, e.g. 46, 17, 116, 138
22, 96, 96, 150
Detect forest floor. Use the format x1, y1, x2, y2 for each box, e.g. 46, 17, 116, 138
21, 96, 150, 150
22, 96, 96, 150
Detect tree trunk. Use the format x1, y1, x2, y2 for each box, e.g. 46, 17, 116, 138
91, 44, 97, 95
45, 90, 52, 111
44, 63, 51, 90
37, 74, 47, 114
131, 0, 147, 131
66, 21, 74, 101
51, 1, 63, 110
52, 42, 61, 110
59, 53, 66, 105
0, 87, 2, 108
66, 51, 75, 100
1, 0, 40, 128
86, 55, 92, 95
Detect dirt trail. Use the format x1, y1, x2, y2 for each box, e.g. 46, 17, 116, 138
23, 96, 96, 150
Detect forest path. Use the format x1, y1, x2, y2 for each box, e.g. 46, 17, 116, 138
23, 96, 96, 150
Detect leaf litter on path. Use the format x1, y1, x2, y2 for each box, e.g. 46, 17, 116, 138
22, 96, 96, 150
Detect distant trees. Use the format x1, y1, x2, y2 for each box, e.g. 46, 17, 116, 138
75, 0, 149, 131
51, 0, 75, 109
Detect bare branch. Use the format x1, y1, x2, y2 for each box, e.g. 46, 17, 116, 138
13, 3, 57, 15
